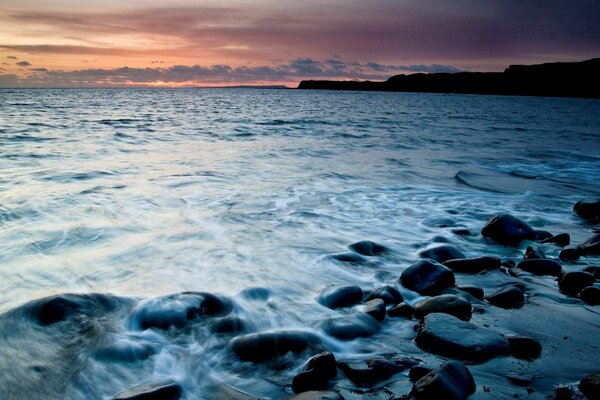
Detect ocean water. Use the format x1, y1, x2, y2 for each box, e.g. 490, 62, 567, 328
0, 88, 599, 399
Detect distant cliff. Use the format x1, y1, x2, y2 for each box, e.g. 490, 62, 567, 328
298, 59, 600, 98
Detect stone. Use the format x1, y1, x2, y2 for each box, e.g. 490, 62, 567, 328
486, 285, 525, 309
583, 266, 600, 279
580, 233, 600, 256
457, 284, 484, 300
534, 230, 554, 241
559, 246, 581, 261
415, 313, 510, 361
580, 286, 600, 305
230, 330, 321, 362
573, 199, 600, 221
481, 214, 536, 246
410, 361, 476, 400
337, 355, 419, 386
409, 366, 434, 382
558, 271, 596, 295
320, 313, 380, 341
317, 285, 363, 310
452, 228, 473, 236
329, 252, 366, 263
400, 260, 455, 295
517, 259, 562, 276
292, 352, 337, 393
286, 391, 344, 400
364, 286, 403, 305
348, 241, 386, 256
210, 316, 250, 334
361, 299, 386, 322
507, 336, 542, 359
541, 233, 570, 247
33, 293, 118, 326
418, 244, 465, 263
443, 256, 501, 274
580, 370, 600, 400
413, 294, 472, 321
112, 381, 182, 400
523, 246, 546, 260
387, 302, 414, 318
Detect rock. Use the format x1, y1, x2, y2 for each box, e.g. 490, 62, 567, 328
364, 286, 403, 305
33, 293, 118, 326
517, 259, 562, 276
507, 336, 542, 359
573, 199, 600, 221
486, 285, 525, 309
348, 241, 386, 256
230, 330, 321, 362
329, 252, 366, 263
457, 284, 484, 300
415, 313, 510, 361
287, 391, 344, 400
400, 260, 455, 295
413, 294, 472, 321
130, 292, 232, 331
443, 256, 501, 274
452, 228, 472, 236
418, 244, 465, 263
409, 366, 434, 382
337, 355, 419, 386
558, 271, 596, 295
559, 246, 581, 261
317, 285, 363, 310
481, 214, 536, 246
583, 266, 600, 279
580, 233, 600, 256
410, 361, 476, 400
541, 233, 570, 247
580, 286, 600, 305
580, 370, 600, 400
360, 299, 386, 322
534, 230, 554, 241
112, 381, 182, 400
523, 246, 546, 260
387, 302, 414, 318
321, 313, 380, 341
292, 352, 337, 393
210, 316, 250, 334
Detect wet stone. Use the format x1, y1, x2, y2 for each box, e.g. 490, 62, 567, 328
400, 259, 455, 296
409, 366, 434, 382
387, 302, 414, 318
580, 286, 600, 305
337, 355, 420, 386
361, 299, 386, 322
348, 241, 386, 256
413, 294, 472, 321
579, 370, 600, 400
329, 252, 366, 263
320, 313, 380, 341
452, 228, 473, 236
292, 352, 337, 393
210, 316, 250, 334
415, 313, 510, 362
580, 233, 600, 256
541, 233, 570, 247
112, 381, 182, 400
443, 256, 501, 274
457, 284, 484, 300
507, 336, 542, 360
486, 285, 525, 309
573, 199, 600, 221
523, 246, 546, 260
481, 214, 536, 246
33, 293, 118, 326
286, 391, 345, 400
583, 266, 600, 279
517, 259, 562, 277
364, 286, 403, 305
534, 230, 554, 242
317, 285, 363, 310
230, 330, 321, 362
558, 271, 595, 295
410, 361, 476, 400
418, 244, 465, 263
559, 246, 581, 261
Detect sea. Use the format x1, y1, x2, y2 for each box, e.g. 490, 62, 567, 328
0, 88, 599, 399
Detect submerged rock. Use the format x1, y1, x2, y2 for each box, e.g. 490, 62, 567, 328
32, 293, 121, 326
507, 336, 542, 360
360, 299, 386, 322
364, 286, 403, 305
523, 246, 546, 260
558, 271, 596, 295
583, 266, 600, 279
534, 230, 554, 242
517, 259, 562, 276
413, 294, 472, 321
443, 256, 501, 274
410, 361, 476, 400
320, 313, 380, 341
387, 302, 414, 318
486, 285, 525, 309
348, 241, 386, 256
400, 260, 455, 295
230, 330, 321, 362
481, 214, 535, 246
329, 252, 366, 263
580, 371, 600, 400
456, 284, 484, 300
112, 381, 182, 400
292, 352, 337, 393
573, 199, 600, 222
418, 244, 465, 263
210, 316, 251, 334
580, 286, 600, 305
559, 246, 581, 261
287, 391, 344, 400
317, 285, 363, 310
415, 313, 510, 361
541, 233, 570, 247
337, 355, 419, 386
580, 233, 600, 256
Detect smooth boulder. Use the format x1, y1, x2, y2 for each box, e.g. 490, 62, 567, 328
580, 233, 600, 256
486, 285, 525, 309
541, 233, 570, 247
360, 299, 386, 322
320, 313, 380, 341
418, 244, 465, 263
413, 294, 472, 321
410, 361, 476, 400
573, 199, 600, 221
112, 381, 182, 400
558, 271, 596, 295
364, 286, 403, 305
580, 371, 600, 400
387, 302, 414, 318
583, 266, 600, 279
317, 285, 363, 310
292, 352, 337, 393
507, 336, 542, 360
230, 330, 321, 362
580, 286, 600, 305
456, 284, 484, 300
559, 246, 581, 261
517, 259, 562, 276
32, 293, 119, 326
443, 256, 501, 274
481, 214, 535, 246
337, 355, 419, 386
400, 260, 455, 295
348, 241, 386, 256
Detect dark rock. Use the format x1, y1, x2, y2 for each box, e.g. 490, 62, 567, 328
409, 366, 433, 382
502, 260, 517, 269
210, 316, 250, 334
348, 241, 386, 256
112, 381, 182, 400
534, 230, 554, 241
37, 296, 83, 325
580, 233, 600, 256
337, 355, 419, 386
559, 246, 581, 261
583, 266, 600, 279
131, 292, 232, 331
523, 246, 546, 260
329, 252, 366, 263
418, 244, 465, 263
580, 286, 600, 305
580, 370, 600, 400
443, 256, 501, 274
387, 302, 414, 318
573, 199, 600, 221
481, 214, 536, 246
457, 284, 484, 300
415, 313, 510, 361
286, 391, 344, 400
410, 361, 476, 400
364, 286, 403, 305
400, 260, 455, 295
320, 313, 380, 341
558, 271, 596, 295
361, 299, 386, 322
517, 259, 562, 276
414, 294, 472, 321
230, 330, 321, 362
316, 285, 363, 310
541, 233, 571, 247
452, 228, 473, 236
33, 293, 119, 326
507, 336, 542, 360
292, 352, 337, 393
486, 285, 525, 309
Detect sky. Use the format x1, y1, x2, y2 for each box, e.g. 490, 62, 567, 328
1, 0, 599, 87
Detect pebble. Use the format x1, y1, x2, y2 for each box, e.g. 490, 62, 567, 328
443, 256, 501, 274
348, 241, 386, 256
507, 336, 542, 360
410, 361, 476, 400
558, 271, 595, 295
317, 285, 363, 310
400, 259, 455, 295
320, 313, 380, 341
413, 294, 472, 321
580, 286, 600, 306
418, 244, 465, 263
517, 259, 562, 276
486, 285, 525, 309
292, 352, 337, 393
364, 286, 403, 305
481, 214, 536, 246
579, 370, 600, 400
230, 330, 321, 362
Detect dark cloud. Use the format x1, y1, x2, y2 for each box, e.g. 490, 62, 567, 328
16, 61, 31, 67
31, 67, 48, 72
7, 55, 18, 59
0, 74, 18, 86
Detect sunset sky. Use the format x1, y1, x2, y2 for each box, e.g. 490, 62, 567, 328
1, 0, 599, 87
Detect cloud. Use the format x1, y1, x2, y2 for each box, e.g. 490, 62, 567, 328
31, 67, 48, 72
16, 61, 31, 67
7, 55, 18, 59
0, 74, 18, 86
